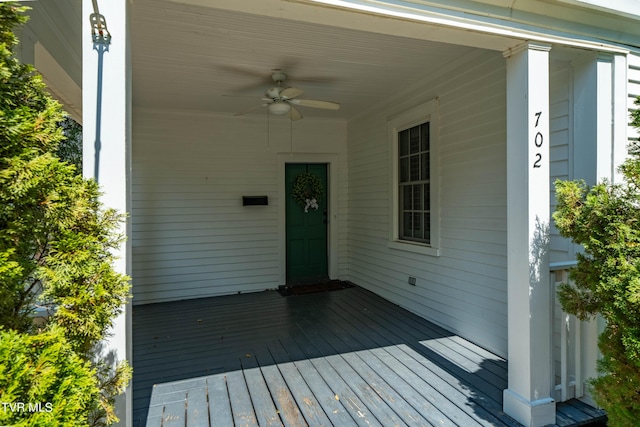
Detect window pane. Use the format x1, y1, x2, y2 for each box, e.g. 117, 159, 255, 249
410, 126, 420, 154
400, 158, 409, 182
424, 213, 431, 242
399, 130, 409, 156
413, 212, 422, 239
424, 184, 430, 211
402, 212, 412, 237
403, 186, 412, 210
421, 153, 429, 180
413, 185, 421, 210
421, 123, 430, 151
410, 155, 419, 181
397, 119, 432, 245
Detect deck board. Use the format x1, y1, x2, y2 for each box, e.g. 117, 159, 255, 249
267, 340, 358, 426
284, 334, 384, 427
206, 374, 234, 427
260, 342, 329, 426
240, 355, 282, 427
133, 285, 606, 426
327, 295, 507, 426
297, 314, 452, 426
185, 386, 209, 427
297, 325, 412, 427
226, 369, 260, 426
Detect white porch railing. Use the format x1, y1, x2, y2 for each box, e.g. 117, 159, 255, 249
551, 262, 580, 402
550, 261, 600, 403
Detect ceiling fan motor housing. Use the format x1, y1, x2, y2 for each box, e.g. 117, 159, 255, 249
271, 70, 287, 83
265, 86, 281, 98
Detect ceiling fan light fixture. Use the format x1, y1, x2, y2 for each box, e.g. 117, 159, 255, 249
268, 101, 291, 115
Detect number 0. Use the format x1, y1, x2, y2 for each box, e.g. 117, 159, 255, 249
534, 132, 543, 148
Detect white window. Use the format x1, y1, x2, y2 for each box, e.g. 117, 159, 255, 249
388, 99, 440, 256
398, 122, 430, 243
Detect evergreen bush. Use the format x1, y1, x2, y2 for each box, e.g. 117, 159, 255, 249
0, 328, 99, 426
553, 96, 640, 426
0, 3, 131, 425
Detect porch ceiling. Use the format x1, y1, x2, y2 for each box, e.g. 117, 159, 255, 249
132, 0, 478, 120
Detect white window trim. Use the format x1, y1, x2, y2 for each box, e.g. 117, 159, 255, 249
387, 98, 440, 257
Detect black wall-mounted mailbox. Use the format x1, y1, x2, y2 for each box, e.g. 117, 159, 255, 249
242, 196, 268, 206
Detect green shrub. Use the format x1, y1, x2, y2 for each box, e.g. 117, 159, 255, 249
0, 3, 131, 425
553, 97, 640, 426
0, 328, 99, 426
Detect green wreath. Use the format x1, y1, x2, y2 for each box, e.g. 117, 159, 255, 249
292, 172, 323, 211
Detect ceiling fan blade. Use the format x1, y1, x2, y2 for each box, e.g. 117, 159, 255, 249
281, 87, 303, 99
234, 104, 266, 116
290, 99, 340, 110
221, 94, 261, 99
290, 106, 303, 121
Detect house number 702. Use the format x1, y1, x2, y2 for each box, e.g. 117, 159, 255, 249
532, 111, 543, 169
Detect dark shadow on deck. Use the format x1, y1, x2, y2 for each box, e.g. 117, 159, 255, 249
132, 285, 605, 426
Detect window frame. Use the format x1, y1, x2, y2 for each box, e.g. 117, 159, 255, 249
387, 99, 440, 257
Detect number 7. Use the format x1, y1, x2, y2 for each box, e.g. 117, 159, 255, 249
534, 111, 542, 127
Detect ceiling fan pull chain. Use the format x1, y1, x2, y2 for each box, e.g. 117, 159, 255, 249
266, 108, 270, 152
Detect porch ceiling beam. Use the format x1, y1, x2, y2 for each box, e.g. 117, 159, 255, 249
556, 0, 640, 21
161, 0, 632, 55
162, 0, 520, 51
302, 0, 633, 53
503, 42, 556, 427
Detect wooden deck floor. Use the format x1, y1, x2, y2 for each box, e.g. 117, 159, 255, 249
132, 286, 606, 427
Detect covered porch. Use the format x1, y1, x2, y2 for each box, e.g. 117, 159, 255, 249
132, 286, 605, 426
22, 1, 637, 425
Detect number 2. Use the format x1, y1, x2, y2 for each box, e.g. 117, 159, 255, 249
533, 153, 542, 168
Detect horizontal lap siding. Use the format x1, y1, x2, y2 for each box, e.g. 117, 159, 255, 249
549, 62, 572, 264
133, 110, 347, 304
347, 50, 509, 357
630, 54, 640, 148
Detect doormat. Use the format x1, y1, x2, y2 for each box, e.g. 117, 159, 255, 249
278, 280, 355, 296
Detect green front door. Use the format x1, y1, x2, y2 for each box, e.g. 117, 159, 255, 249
285, 163, 328, 284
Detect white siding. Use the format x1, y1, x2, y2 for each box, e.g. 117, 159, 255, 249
132, 110, 348, 304
347, 50, 509, 357
549, 62, 573, 264
21, 1, 82, 121
629, 53, 640, 147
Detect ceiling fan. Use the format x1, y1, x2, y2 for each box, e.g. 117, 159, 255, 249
235, 70, 340, 121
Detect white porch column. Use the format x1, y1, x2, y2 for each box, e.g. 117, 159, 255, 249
503, 42, 556, 427
571, 51, 628, 401
573, 52, 628, 185
82, 1, 132, 426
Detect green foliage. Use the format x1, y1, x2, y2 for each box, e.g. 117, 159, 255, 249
0, 9, 63, 164
0, 3, 130, 425
553, 96, 640, 426
0, 328, 99, 426
56, 116, 82, 173
630, 97, 640, 156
